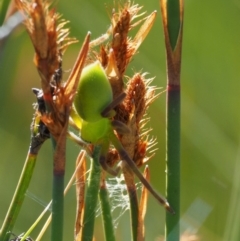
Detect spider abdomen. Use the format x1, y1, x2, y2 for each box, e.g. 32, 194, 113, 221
81, 119, 110, 143
74, 61, 113, 122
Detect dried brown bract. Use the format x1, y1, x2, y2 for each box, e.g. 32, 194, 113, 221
16, 0, 89, 173
16, 0, 75, 92
16, 0, 82, 132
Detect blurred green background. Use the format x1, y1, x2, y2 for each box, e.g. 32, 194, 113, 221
1, 0, 240, 240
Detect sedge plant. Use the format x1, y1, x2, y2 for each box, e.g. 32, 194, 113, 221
3, 1, 88, 241
0, 1, 178, 241
160, 0, 184, 240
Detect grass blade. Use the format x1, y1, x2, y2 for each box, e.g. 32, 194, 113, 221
0, 153, 37, 241
75, 152, 87, 241
0, 0, 11, 26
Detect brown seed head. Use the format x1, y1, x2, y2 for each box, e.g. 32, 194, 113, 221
112, 73, 158, 166
15, 0, 77, 93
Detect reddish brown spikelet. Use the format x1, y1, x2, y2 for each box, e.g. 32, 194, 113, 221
110, 3, 146, 76
41, 33, 90, 141
106, 147, 119, 168
16, 0, 57, 83
133, 140, 148, 167
99, 46, 109, 68
15, 0, 76, 98
111, 7, 130, 76
114, 73, 158, 166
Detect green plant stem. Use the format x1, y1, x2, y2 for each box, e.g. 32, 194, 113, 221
50, 131, 66, 241
0, 123, 47, 241
19, 152, 86, 241
51, 173, 64, 241
99, 182, 116, 241
166, 85, 180, 241
160, 0, 183, 239
0, 153, 37, 241
81, 146, 101, 241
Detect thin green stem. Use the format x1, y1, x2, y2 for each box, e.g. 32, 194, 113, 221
166, 86, 180, 241
0, 119, 47, 241
19, 152, 86, 241
99, 183, 116, 241
51, 173, 64, 241
20, 200, 52, 241
160, 0, 183, 239
50, 127, 67, 241
0, 153, 37, 241
81, 146, 101, 241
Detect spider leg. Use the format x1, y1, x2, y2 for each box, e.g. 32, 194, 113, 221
89, 25, 112, 48
67, 131, 92, 154
101, 92, 126, 118
99, 139, 121, 176
110, 132, 175, 214
111, 120, 131, 134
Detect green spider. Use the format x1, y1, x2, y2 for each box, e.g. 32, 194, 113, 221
72, 60, 174, 214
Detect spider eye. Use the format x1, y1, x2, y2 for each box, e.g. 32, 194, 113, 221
74, 61, 113, 122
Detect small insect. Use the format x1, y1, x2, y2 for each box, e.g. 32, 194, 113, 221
73, 61, 174, 214
32, 88, 46, 115
32, 88, 50, 139
9, 233, 33, 241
